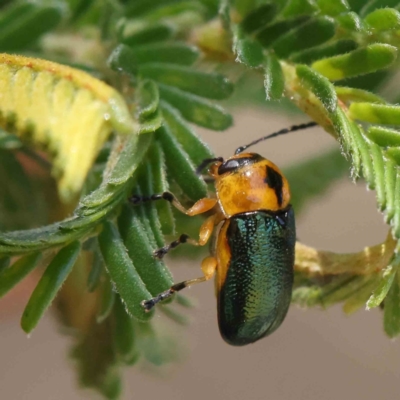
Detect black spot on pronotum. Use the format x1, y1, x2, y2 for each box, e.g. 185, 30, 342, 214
265, 166, 283, 206
218, 154, 263, 175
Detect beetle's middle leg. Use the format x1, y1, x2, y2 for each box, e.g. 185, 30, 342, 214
154, 214, 217, 259
141, 256, 218, 311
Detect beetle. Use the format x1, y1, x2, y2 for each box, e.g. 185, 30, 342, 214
131, 121, 317, 346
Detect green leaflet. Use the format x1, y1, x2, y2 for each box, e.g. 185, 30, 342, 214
160, 101, 214, 166
135, 79, 162, 134
233, 24, 264, 67
296, 64, 337, 113
369, 143, 386, 210
120, 22, 175, 47
98, 221, 153, 321
360, 0, 400, 17
137, 79, 159, 121
256, 15, 310, 47
316, 0, 349, 16
364, 8, 400, 31
124, 0, 168, 17
130, 42, 200, 65
80, 132, 152, 205
264, 52, 284, 100
394, 171, 400, 238
96, 277, 116, 323
282, 0, 318, 17
147, 141, 175, 235
134, 2, 206, 21
346, 0, 365, 13
367, 126, 400, 147
87, 246, 104, 292
139, 107, 163, 134
291, 40, 358, 65
366, 264, 397, 309
70, 0, 96, 20
384, 158, 397, 222
109, 42, 199, 75
0, 0, 66, 51
136, 163, 165, 248
0, 252, 41, 298
386, 148, 400, 165
158, 124, 208, 200
349, 103, 400, 125
272, 16, 336, 58
337, 11, 364, 31
138, 64, 234, 100
21, 241, 81, 333
240, 3, 278, 34
131, 184, 158, 250
157, 83, 233, 130
335, 86, 385, 105
334, 107, 359, 168
118, 205, 173, 296
108, 44, 138, 76
113, 295, 138, 362
125, 0, 205, 18
348, 121, 373, 184
384, 269, 400, 338
312, 44, 397, 81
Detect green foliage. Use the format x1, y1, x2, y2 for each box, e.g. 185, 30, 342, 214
0, 0, 67, 51
2, 0, 400, 398
21, 241, 81, 333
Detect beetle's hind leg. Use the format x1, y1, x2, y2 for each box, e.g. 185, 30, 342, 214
141, 256, 217, 311
154, 214, 217, 259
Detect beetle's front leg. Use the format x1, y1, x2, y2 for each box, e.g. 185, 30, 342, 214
130, 191, 217, 216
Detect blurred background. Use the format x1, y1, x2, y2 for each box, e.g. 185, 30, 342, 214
1, 109, 398, 400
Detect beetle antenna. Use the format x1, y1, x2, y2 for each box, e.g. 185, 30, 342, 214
235, 121, 318, 155
196, 157, 224, 175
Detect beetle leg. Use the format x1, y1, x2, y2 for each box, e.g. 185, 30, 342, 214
154, 214, 216, 258
129, 191, 217, 216
141, 256, 218, 311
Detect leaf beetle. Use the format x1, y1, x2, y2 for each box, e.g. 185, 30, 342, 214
131, 121, 317, 346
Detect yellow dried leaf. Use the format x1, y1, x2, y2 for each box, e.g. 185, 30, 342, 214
0, 53, 138, 201
295, 233, 396, 276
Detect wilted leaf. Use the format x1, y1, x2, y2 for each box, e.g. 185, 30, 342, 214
0, 54, 137, 201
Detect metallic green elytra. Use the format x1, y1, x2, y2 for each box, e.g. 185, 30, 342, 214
217, 208, 295, 346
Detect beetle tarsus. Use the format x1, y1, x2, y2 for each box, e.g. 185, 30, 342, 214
129, 192, 175, 205
141, 288, 176, 311
153, 234, 190, 258
153, 247, 168, 259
